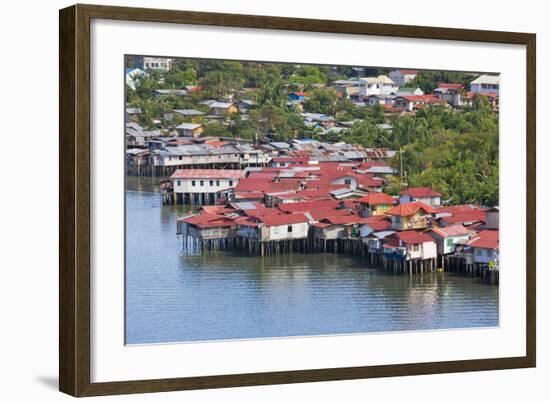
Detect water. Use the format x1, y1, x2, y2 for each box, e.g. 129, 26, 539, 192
125, 177, 499, 345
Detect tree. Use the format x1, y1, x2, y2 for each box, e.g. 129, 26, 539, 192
304, 89, 338, 115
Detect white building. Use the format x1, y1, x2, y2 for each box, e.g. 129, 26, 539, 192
171, 169, 245, 204
358, 75, 399, 97
389, 69, 419, 86
470, 74, 500, 95
429, 225, 473, 255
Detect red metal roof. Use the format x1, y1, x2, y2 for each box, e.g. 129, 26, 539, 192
467, 229, 499, 249
364, 219, 392, 231
357, 192, 395, 205
277, 200, 341, 213
440, 210, 486, 225
431, 225, 473, 238
385, 202, 436, 217
321, 215, 371, 225
307, 208, 354, 221
394, 230, 435, 244
438, 83, 464, 89
400, 187, 442, 197
258, 213, 309, 226
171, 169, 245, 180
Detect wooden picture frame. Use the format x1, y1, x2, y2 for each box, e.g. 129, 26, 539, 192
59, 3, 536, 397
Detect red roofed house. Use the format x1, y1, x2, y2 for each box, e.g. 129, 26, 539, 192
171, 169, 245, 205
434, 83, 466, 107
178, 213, 237, 240
439, 209, 486, 227
256, 213, 310, 242
429, 225, 473, 255
467, 230, 499, 267
357, 192, 396, 216
311, 214, 370, 240
383, 230, 437, 262
393, 95, 446, 112
399, 187, 442, 207
385, 202, 435, 231
359, 216, 392, 238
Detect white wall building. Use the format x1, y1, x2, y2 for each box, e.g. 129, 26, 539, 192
470, 74, 500, 95
358, 75, 399, 97
389, 69, 419, 86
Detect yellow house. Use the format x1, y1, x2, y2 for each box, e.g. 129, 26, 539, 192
210, 102, 238, 115
385, 202, 436, 231
357, 192, 396, 216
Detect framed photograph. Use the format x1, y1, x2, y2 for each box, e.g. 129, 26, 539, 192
59, 4, 536, 397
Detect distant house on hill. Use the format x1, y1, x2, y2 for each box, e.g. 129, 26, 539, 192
389, 69, 419, 86
175, 123, 204, 137
132, 56, 173, 71
358, 75, 399, 97
208, 102, 238, 115
288, 91, 308, 101
399, 187, 442, 207
470, 74, 500, 95
434, 83, 465, 107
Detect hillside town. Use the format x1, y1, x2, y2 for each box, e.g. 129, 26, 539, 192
125, 57, 500, 282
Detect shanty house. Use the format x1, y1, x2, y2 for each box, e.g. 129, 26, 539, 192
357, 192, 396, 216
429, 225, 473, 255
257, 213, 310, 241
385, 202, 435, 231
399, 187, 442, 206
467, 230, 499, 267
311, 214, 369, 240
383, 231, 437, 261
209, 102, 238, 115
175, 123, 204, 137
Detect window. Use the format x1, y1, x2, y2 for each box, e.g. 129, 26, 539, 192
191, 180, 196, 187
178, 156, 182, 160
412, 244, 419, 252
446, 238, 454, 247
344, 179, 351, 185
216, 180, 220, 186
287, 225, 293, 233
229, 180, 233, 186
177, 180, 181, 186
200, 180, 204, 186
486, 249, 492, 257
209, 180, 213, 186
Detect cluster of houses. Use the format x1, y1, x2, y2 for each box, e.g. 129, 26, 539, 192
125, 68, 500, 163
174, 160, 499, 279
126, 134, 395, 177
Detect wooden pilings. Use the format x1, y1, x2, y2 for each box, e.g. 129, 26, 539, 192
179, 234, 498, 283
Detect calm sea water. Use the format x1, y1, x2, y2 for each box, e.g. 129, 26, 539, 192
125, 177, 499, 345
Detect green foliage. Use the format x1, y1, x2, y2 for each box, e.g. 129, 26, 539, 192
386, 105, 499, 206
290, 65, 327, 85
407, 71, 477, 93
304, 89, 337, 115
